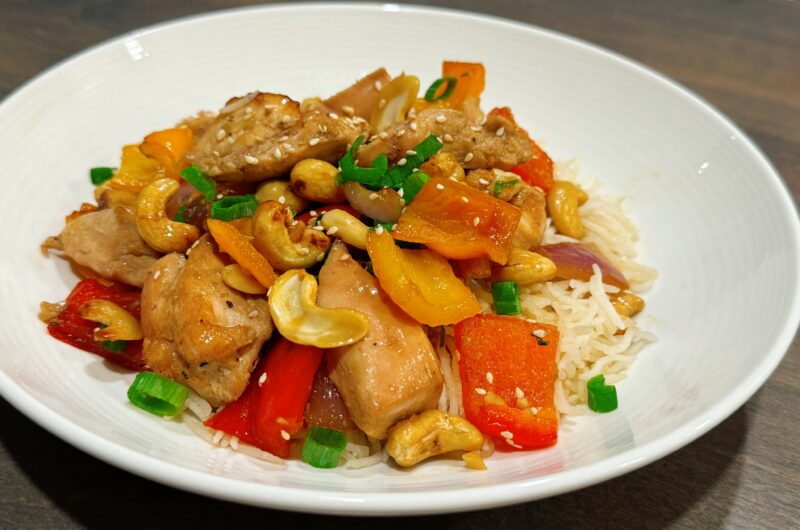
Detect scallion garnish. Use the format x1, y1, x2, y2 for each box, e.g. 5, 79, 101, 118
90, 167, 115, 186
301, 426, 347, 468
370, 220, 394, 232
210, 195, 258, 221
424, 76, 457, 102
401, 170, 430, 204
384, 135, 443, 187
180, 165, 217, 202
173, 205, 188, 223
492, 281, 521, 315
587, 374, 618, 413
493, 177, 519, 197
127, 372, 189, 416
100, 340, 128, 353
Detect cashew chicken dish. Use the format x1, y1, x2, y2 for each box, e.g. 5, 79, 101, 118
40, 62, 657, 470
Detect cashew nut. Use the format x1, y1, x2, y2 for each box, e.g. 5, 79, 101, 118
370, 74, 420, 132
79, 300, 143, 341
493, 248, 556, 285
386, 409, 484, 468
268, 268, 369, 348
290, 159, 345, 203
220, 263, 267, 295
546, 181, 588, 239
255, 179, 310, 212
419, 152, 465, 182
251, 201, 331, 271
319, 209, 369, 249
611, 291, 645, 318
136, 178, 200, 253
342, 182, 404, 223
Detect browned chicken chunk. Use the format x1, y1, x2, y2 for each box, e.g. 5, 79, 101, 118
141, 235, 272, 406
52, 206, 159, 287
317, 242, 443, 439
357, 107, 532, 170
187, 92, 368, 183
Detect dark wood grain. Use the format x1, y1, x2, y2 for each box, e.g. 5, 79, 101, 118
1, 1, 798, 528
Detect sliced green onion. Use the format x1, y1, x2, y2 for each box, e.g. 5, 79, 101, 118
384, 135, 443, 187
180, 165, 217, 202
90, 167, 115, 186
402, 170, 430, 204
100, 340, 128, 353
493, 177, 519, 197
424, 76, 457, 102
492, 281, 521, 315
301, 426, 347, 468
127, 372, 189, 416
587, 374, 618, 413
370, 220, 394, 232
173, 205, 188, 223
210, 195, 258, 221
371, 153, 389, 171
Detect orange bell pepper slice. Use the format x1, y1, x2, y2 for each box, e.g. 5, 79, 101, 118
108, 144, 166, 192
451, 257, 492, 280
455, 315, 559, 450
442, 61, 485, 108
366, 231, 481, 326
140, 127, 193, 168
392, 177, 521, 265
489, 107, 554, 193
206, 218, 276, 289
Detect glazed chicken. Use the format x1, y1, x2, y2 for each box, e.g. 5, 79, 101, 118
317, 242, 443, 439
50, 206, 160, 287
141, 235, 272, 406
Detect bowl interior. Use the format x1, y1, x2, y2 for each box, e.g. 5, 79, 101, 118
0, 3, 797, 515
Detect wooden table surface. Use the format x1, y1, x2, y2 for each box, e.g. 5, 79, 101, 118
1, 1, 798, 528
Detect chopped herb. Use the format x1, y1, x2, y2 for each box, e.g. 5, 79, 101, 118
89, 167, 115, 186
401, 170, 430, 204
210, 195, 258, 221
424, 77, 458, 102
587, 374, 618, 413
493, 177, 519, 197
180, 165, 217, 202
99, 339, 127, 353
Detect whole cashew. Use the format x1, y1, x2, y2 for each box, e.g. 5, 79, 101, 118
386, 409, 484, 468
611, 291, 645, 318
255, 179, 310, 212
546, 181, 588, 240
493, 248, 556, 285
290, 159, 345, 203
251, 201, 331, 271
79, 299, 143, 341
220, 264, 267, 295
268, 268, 369, 348
319, 209, 369, 249
136, 178, 200, 253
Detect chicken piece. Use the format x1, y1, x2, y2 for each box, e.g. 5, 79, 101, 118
53, 206, 159, 287
323, 68, 391, 120
357, 107, 532, 170
317, 242, 443, 439
141, 235, 272, 406
187, 92, 368, 183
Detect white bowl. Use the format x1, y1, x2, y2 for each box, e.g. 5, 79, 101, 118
0, 3, 797, 515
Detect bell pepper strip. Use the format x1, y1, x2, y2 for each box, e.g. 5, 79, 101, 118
295, 204, 361, 224
366, 230, 481, 326
392, 177, 521, 265
489, 107, 554, 193
45, 279, 146, 371
451, 256, 492, 280
455, 315, 559, 449
441, 61, 485, 108
107, 144, 168, 193
140, 127, 194, 170
536, 242, 628, 290
204, 338, 324, 458
206, 218, 276, 289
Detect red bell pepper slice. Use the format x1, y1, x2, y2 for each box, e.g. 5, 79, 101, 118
46, 279, 145, 371
204, 338, 323, 458
455, 315, 559, 450
489, 107, 554, 193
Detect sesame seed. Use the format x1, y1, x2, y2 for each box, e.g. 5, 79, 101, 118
308, 137, 320, 146
328, 112, 339, 119
368, 192, 379, 200
435, 114, 447, 123
273, 147, 283, 159
505, 439, 523, 449
470, 125, 482, 132
406, 150, 417, 156
327, 226, 338, 235
283, 143, 295, 153
248, 310, 259, 318
530, 406, 540, 415
313, 225, 325, 231
277, 135, 289, 142
475, 387, 487, 395
486, 372, 494, 384
500, 430, 514, 439
153, 270, 161, 280
515, 387, 525, 399
244, 106, 253, 115
267, 287, 272, 297
230, 436, 239, 450
278, 195, 286, 204
276, 417, 289, 426
316, 253, 325, 262
391, 224, 397, 230
216, 194, 224, 200
464, 152, 474, 162
444, 134, 454, 142
397, 188, 405, 197
378, 131, 389, 139
342, 105, 355, 116
409, 122, 418, 131
212, 430, 224, 445
397, 158, 407, 166
280, 430, 290, 441
258, 373, 267, 386
473, 216, 481, 226
298, 247, 310, 255
396, 129, 406, 137
212, 150, 220, 157
216, 129, 227, 141
310, 210, 318, 217
374, 80, 383, 91
290, 220, 299, 227
449, 176, 458, 181
436, 183, 445, 190
533, 329, 546, 338
244, 155, 258, 165
461, 196, 469, 203
496, 127, 505, 137
412, 168, 419, 173
281, 115, 292, 123
340, 253, 351, 261
319, 124, 328, 133
376, 225, 385, 235
478, 177, 489, 185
